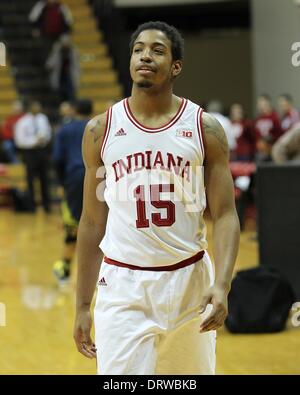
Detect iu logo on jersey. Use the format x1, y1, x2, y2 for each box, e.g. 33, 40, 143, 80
176, 129, 193, 138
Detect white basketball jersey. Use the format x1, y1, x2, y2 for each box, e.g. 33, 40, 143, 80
99, 97, 208, 267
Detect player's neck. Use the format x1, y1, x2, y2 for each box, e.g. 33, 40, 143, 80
130, 85, 175, 117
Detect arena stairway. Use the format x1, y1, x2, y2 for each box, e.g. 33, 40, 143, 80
63, 0, 123, 113
0, 2, 20, 122
0, 0, 123, 122
0, 60, 18, 122
0, 0, 60, 121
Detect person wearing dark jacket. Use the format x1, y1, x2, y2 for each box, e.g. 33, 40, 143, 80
52, 99, 93, 283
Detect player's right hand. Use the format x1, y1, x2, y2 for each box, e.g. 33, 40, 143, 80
73, 309, 97, 359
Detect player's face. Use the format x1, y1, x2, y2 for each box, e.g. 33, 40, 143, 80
130, 29, 182, 89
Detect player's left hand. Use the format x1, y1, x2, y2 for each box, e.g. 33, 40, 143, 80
198, 285, 229, 332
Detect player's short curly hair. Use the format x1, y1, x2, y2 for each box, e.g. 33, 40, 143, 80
129, 21, 184, 61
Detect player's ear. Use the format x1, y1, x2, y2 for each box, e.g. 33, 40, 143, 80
172, 60, 182, 78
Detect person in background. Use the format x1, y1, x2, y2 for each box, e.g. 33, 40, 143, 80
0, 100, 25, 163
52, 101, 76, 221
29, 0, 73, 42
272, 122, 300, 163
59, 101, 75, 125
52, 99, 93, 284
14, 101, 52, 213
52, 101, 75, 134
0, 121, 9, 162
46, 35, 80, 102
229, 103, 255, 162
207, 100, 234, 156
254, 95, 282, 162
277, 94, 300, 134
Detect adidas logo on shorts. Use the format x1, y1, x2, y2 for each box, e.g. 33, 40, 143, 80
98, 277, 107, 286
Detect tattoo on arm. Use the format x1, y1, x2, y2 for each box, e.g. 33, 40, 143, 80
203, 113, 229, 156
90, 120, 102, 143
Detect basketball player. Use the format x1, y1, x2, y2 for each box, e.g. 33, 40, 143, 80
73, 21, 240, 374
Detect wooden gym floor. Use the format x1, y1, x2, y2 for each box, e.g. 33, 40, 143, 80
0, 208, 299, 374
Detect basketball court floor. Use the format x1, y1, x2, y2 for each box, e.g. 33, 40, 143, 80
0, 208, 299, 374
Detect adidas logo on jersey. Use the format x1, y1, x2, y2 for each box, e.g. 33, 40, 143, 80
176, 130, 193, 138
98, 277, 107, 286
115, 128, 127, 136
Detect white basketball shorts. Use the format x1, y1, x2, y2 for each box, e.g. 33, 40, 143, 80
94, 251, 216, 375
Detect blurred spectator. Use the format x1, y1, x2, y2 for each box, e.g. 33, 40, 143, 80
254, 95, 282, 162
207, 100, 234, 152
46, 35, 80, 102
14, 102, 52, 213
278, 94, 300, 133
230, 103, 255, 162
29, 0, 73, 42
53, 101, 75, 132
59, 101, 75, 125
0, 141, 8, 162
0, 100, 25, 163
272, 122, 300, 163
52, 99, 93, 283
0, 122, 9, 162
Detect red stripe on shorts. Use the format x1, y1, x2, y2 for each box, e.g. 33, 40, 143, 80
103, 250, 205, 272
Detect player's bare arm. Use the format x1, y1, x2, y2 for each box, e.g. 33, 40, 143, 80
199, 112, 240, 333
74, 112, 109, 359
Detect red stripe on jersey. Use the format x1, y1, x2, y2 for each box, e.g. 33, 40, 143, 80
100, 107, 112, 161
124, 97, 188, 133
104, 250, 205, 271
200, 108, 207, 160
197, 107, 205, 160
